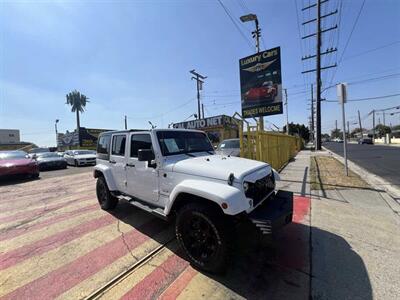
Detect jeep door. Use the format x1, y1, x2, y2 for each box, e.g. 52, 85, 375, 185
125, 133, 159, 204
109, 133, 128, 192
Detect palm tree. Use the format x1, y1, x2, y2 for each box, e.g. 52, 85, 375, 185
66, 90, 89, 146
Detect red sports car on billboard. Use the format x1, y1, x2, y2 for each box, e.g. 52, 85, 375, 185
244, 81, 278, 102
0, 150, 39, 179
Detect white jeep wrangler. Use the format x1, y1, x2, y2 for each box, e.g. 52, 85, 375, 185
94, 129, 293, 273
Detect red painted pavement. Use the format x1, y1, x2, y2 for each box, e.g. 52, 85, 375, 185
0, 214, 116, 270
0, 198, 88, 223
276, 195, 311, 272
158, 266, 198, 300
120, 253, 189, 300
0, 203, 98, 242
1, 218, 166, 300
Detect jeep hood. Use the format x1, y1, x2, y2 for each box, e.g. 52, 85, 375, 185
170, 154, 271, 182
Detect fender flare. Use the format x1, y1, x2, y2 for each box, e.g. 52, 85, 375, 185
93, 164, 118, 191
165, 179, 249, 216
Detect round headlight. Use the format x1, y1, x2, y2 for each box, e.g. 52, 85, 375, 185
243, 182, 250, 192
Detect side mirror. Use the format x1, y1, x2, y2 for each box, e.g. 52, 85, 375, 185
138, 149, 155, 162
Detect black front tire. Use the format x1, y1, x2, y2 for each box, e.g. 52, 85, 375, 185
96, 177, 118, 210
175, 203, 231, 274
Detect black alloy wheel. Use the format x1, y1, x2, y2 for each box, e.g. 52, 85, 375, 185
176, 203, 231, 274
96, 177, 118, 210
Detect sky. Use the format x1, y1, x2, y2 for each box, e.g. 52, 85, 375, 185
0, 0, 399, 146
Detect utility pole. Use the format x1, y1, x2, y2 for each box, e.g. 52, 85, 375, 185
301, 0, 338, 150
335, 120, 338, 132
190, 70, 206, 120
316, 0, 322, 150
124, 115, 127, 130
358, 110, 362, 135
201, 104, 205, 119
347, 121, 350, 138
284, 89, 289, 134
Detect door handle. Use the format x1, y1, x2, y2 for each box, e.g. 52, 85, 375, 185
126, 163, 135, 167
109, 160, 116, 164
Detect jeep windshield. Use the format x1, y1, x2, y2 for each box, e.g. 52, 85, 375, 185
156, 131, 214, 156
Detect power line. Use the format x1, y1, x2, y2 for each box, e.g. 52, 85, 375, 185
217, 0, 253, 50
327, 0, 366, 88
127, 97, 195, 119
324, 92, 400, 102
343, 40, 400, 61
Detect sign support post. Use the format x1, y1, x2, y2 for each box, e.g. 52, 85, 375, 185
337, 83, 348, 176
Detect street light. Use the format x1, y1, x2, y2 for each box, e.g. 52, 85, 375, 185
240, 13, 263, 130
239, 13, 261, 53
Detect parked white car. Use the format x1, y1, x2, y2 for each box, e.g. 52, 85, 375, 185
94, 129, 293, 273
64, 150, 96, 167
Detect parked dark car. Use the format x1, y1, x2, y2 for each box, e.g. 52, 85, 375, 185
36, 152, 67, 170
358, 138, 373, 144
28, 147, 50, 158
0, 150, 39, 178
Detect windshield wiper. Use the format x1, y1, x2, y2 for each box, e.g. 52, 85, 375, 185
183, 153, 196, 157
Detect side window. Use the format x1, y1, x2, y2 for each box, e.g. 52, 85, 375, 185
131, 134, 152, 158
97, 134, 111, 154
111, 135, 127, 156
97, 134, 111, 160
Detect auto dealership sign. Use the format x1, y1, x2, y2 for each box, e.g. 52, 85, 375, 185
239, 47, 283, 118
173, 115, 238, 130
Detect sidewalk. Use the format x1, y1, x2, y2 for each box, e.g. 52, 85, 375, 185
277, 150, 400, 300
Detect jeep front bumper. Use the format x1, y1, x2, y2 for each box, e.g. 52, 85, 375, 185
248, 190, 293, 234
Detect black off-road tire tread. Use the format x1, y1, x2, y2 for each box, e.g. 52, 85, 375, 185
96, 176, 118, 210
175, 202, 233, 274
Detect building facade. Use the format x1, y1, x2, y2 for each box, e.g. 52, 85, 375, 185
0, 129, 20, 144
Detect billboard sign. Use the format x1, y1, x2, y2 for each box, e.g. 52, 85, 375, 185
57, 127, 112, 148
239, 47, 283, 118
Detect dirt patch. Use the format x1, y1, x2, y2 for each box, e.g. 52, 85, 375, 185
310, 156, 369, 190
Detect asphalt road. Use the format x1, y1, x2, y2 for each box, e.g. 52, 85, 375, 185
323, 142, 400, 187
0, 165, 93, 187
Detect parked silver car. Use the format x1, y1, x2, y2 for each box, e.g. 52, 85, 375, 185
64, 150, 96, 167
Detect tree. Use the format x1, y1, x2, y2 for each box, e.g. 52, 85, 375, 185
375, 124, 391, 137
66, 90, 89, 146
282, 123, 310, 142
350, 128, 366, 138
331, 128, 343, 139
